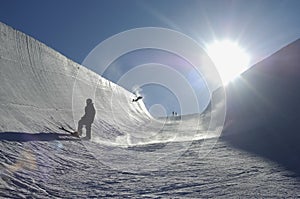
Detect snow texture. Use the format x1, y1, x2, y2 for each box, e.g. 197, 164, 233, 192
1, 21, 300, 198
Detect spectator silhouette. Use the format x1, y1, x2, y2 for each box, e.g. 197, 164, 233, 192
77, 98, 96, 140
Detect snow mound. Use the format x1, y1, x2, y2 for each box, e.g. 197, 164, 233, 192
0, 21, 151, 143
224, 38, 300, 174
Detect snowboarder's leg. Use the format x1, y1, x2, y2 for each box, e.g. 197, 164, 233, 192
85, 124, 92, 140
77, 119, 84, 136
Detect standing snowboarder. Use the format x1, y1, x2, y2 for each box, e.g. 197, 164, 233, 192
77, 98, 96, 140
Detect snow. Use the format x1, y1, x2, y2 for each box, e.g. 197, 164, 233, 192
1, 138, 299, 198
1, 21, 300, 197
224, 38, 300, 175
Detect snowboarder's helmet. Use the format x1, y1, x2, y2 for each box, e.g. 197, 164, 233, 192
86, 98, 92, 104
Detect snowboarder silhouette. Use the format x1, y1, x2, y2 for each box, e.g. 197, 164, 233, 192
77, 98, 96, 140
132, 96, 143, 102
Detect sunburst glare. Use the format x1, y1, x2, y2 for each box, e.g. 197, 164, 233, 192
206, 40, 250, 84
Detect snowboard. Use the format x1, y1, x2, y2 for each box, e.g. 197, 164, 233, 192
59, 126, 80, 138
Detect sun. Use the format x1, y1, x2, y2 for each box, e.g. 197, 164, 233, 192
206, 40, 250, 84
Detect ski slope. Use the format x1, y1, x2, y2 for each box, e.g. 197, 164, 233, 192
1, 22, 300, 197
0, 21, 219, 145
0, 21, 222, 171
0, 20, 151, 141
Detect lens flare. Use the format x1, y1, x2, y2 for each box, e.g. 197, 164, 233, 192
206, 40, 250, 84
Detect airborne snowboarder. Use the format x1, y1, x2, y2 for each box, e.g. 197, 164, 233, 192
132, 96, 143, 102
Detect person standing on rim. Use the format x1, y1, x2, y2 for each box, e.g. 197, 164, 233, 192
77, 98, 96, 140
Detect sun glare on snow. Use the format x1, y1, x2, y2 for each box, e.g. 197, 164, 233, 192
206, 40, 250, 84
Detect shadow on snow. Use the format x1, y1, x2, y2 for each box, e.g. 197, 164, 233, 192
0, 132, 79, 142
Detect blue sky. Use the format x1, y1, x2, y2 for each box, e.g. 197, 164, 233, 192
1, 0, 300, 116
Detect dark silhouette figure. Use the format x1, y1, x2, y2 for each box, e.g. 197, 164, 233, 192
77, 98, 96, 140
132, 96, 143, 102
